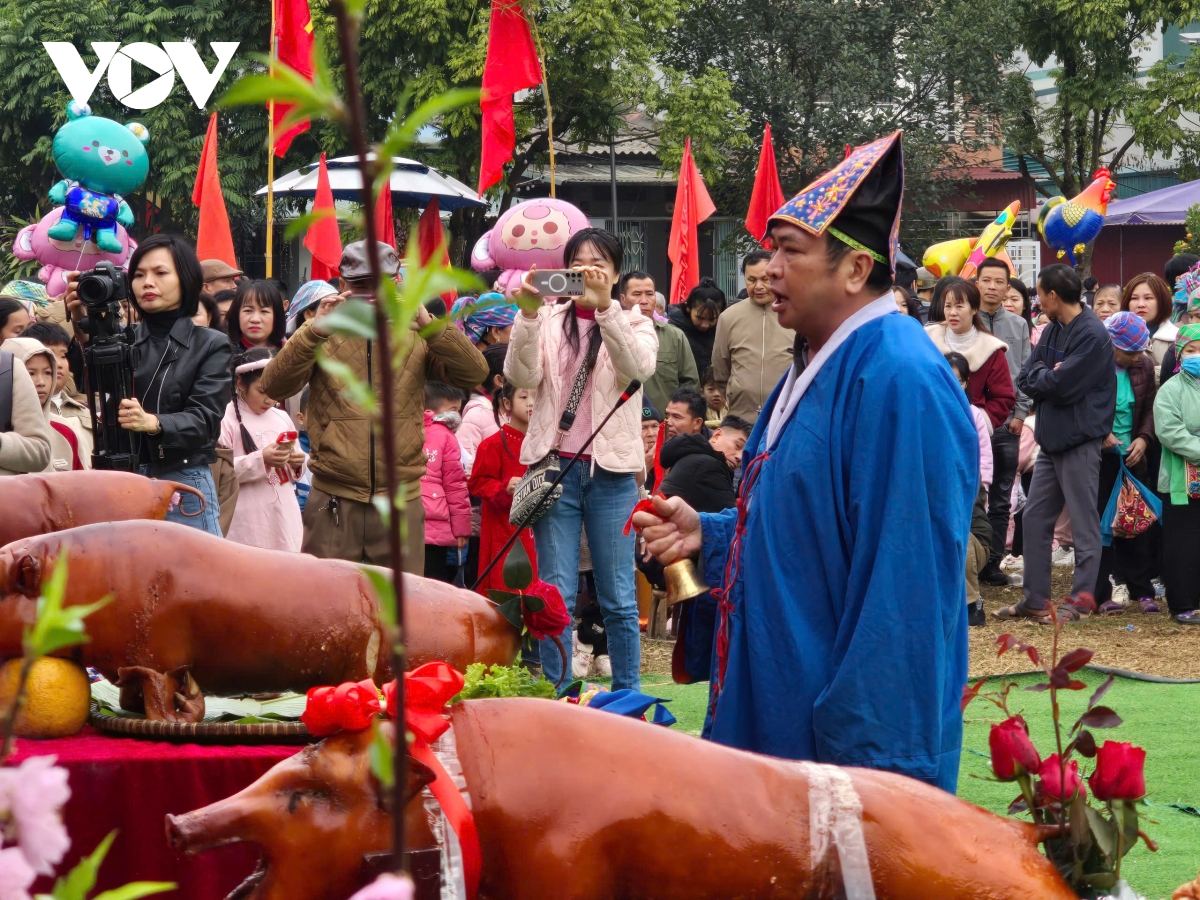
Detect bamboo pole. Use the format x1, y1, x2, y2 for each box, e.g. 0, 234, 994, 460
265, 0, 276, 278
528, 17, 555, 198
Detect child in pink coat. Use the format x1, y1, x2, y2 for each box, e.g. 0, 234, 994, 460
221, 348, 306, 551
422, 382, 471, 582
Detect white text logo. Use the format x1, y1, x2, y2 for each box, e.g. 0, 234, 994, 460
43, 41, 240, 110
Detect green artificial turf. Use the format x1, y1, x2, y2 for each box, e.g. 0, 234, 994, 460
641, 672, 1200, 899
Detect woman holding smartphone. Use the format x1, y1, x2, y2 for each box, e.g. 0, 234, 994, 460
219, 347, 306, 550
66, 234, 231, 535
505, 227, 659, 690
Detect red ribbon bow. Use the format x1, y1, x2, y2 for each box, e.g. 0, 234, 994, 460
399, 662, 481, 900
301, 678, 381, 736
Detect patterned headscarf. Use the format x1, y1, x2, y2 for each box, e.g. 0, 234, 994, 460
1174, 322, 1200, 372
0, 280, 50, 315
1105, 311, 1151, 352
286, 280, 338, 334
450, 293, 517, 344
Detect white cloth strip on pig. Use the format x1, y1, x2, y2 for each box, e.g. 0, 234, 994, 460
421, 724, 472, 900
802, 763, 877, 900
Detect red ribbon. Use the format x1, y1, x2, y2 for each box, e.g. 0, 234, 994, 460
301, 678, 380, 735
400, 662, 481, 900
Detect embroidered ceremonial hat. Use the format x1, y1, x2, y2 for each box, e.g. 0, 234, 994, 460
768, 131, 904, 273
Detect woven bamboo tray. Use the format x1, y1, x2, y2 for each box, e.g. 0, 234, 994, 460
89, 705, 315, 744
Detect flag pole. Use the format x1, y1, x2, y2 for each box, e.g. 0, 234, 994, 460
265, 0, 276, 278
528, 17, 555, 198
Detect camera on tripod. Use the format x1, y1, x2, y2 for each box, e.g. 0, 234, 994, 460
76, 261, 141, 471
77, 260, 128, 343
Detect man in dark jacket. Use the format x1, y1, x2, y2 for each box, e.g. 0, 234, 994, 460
1003, 264, 1116, 622
659, 415, 752, 513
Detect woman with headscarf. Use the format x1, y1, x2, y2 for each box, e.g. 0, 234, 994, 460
1153, 322, 1200, 623
286, 280, 340, 337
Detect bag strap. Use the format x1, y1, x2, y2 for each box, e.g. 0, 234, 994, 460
0, 350, 13, 434
555, 327, 600, 437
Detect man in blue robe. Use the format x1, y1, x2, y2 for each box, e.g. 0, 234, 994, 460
635, 132, 976, 793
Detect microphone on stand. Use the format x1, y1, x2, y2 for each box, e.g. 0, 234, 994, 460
472, 380, 642, 591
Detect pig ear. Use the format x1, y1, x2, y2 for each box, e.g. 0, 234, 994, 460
13, 555, 41, 598
403, 758, 437, 804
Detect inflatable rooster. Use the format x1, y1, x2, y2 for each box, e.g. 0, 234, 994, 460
1038, 168, 1116, 266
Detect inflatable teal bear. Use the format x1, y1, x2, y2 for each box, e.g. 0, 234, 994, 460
47, 102, 149, 254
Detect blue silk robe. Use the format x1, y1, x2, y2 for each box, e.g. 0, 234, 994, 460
699, 312, 975, 793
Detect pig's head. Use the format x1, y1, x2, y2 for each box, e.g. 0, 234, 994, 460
0, 537, 56, 658
166, 725, 431, 900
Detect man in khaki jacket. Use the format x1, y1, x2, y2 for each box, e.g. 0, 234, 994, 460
261, 241, 488, 574
711, 250, 796, 423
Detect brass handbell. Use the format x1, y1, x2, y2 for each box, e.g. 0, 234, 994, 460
662, 559, 711, 606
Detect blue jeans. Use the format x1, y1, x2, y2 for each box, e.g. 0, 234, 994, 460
532, 464, 641, 690
146, 463, 223, 537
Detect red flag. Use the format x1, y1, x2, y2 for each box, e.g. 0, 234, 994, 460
272, 0, 316, 157
374, 180, 396, 250
304, 153, 342, 281
477, 0, 543, 195
417, 198, 457, 304
745, 124, 785, 247
192, 113, 238, 268
668, 138, 716, 306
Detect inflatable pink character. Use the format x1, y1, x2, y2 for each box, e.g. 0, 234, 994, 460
13, 206, 136, 295
471, 198, 591, 297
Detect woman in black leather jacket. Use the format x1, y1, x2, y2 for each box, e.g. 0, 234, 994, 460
67, 234, 232, 534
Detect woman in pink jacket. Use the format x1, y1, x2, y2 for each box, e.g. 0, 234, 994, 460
505, 228, 658, 690
421, 382, 472, 582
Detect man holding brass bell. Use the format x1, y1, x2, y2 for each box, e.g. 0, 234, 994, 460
634, 133, 977, 794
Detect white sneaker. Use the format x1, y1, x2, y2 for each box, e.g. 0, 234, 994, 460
594, 655, 612, 677
1001, 555, 1024, 573
572, 642, 593, 680
1051, 547, 1075, 567
1153, 578, 1166, 598
1111, 582, 1131, 607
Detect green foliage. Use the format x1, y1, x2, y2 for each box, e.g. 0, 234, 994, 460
501, 536, 533, 592
1002, 0, 1200, 203
1174, 203, 1200, 255
368, 718, 395, 789
38, 830, 173, 900
662, 0, 1018, 252
451, 663, 556, 702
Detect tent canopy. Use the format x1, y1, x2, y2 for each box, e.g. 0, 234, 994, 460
257, 154, 484, 211
1105, 178, 1200, 226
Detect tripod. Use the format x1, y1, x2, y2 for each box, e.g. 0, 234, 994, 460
82, 303, 141, 472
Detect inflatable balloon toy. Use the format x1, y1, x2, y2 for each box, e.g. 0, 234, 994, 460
960, 200, 1021, 279
1038, 168, 1116, 266
45, 101, 149, 255
12, 207, 136, 295
471, 198, 591, 297
922, 237, 975, 279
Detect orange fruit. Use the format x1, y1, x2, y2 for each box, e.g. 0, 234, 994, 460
0, 658, 91, 738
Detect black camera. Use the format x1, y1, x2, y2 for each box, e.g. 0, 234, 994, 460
76, 260, 128, 308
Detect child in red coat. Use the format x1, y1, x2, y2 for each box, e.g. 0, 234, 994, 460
468, 384, 538, 595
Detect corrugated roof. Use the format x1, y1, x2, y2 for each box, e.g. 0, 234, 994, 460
520, 162, 673, 186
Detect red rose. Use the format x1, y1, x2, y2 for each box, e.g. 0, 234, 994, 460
522, 580, 571, 640
1038, 754, 1085, 801
989, 716, 1042, 781
1089, 741, 1147, 801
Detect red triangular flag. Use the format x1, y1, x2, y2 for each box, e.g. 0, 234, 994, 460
477, 0, 543, 195
745, 124, 785, 248
374, 179, 396, 250
192, 113, 238, 268
271, 0, 316, 157
668, 138, 716, 306
417, 198, 457, 304
304, 153, 342, 281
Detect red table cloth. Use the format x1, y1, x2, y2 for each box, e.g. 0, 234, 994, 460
11, 726, 300, 899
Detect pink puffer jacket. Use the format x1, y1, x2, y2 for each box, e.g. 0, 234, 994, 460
505, 302, 657, 473
420, 411, 472, 545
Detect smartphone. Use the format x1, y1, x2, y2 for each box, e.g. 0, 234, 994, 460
531, 270, 585, 297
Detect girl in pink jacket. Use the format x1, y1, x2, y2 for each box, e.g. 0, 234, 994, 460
421, 382, 472, 582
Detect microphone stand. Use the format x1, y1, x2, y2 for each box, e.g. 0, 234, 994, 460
471, 379, 642, 591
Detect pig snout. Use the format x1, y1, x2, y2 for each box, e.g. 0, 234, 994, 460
166, 796, 262, 856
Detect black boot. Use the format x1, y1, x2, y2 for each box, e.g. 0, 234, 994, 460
968, 598, 986, 627
978, 561, 1009, 587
